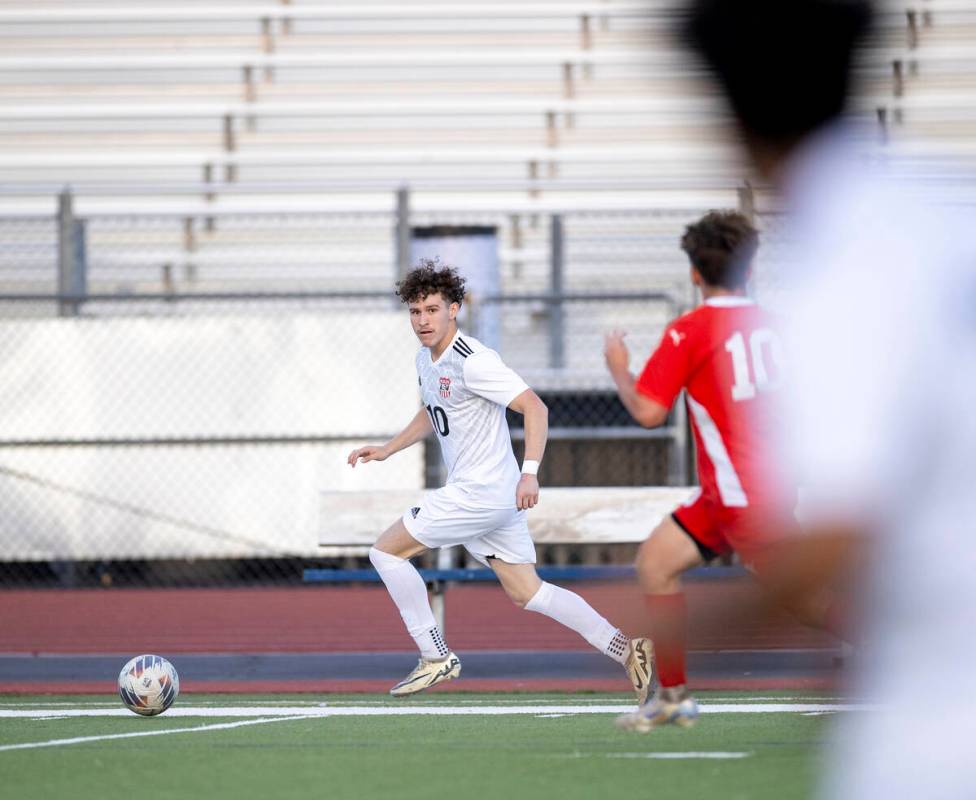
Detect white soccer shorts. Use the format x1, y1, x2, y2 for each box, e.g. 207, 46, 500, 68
401, 485, 537, 567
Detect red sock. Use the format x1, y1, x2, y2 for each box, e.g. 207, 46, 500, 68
645, 592, 688, 688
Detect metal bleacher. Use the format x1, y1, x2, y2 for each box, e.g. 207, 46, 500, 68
0, 0, 971, 306
0, 0, 736, 314
0, 2, 737, 204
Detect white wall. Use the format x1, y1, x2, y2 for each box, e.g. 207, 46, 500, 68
0, 310, 424, 560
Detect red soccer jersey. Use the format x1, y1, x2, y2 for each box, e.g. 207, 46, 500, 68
636, 297, 790, 509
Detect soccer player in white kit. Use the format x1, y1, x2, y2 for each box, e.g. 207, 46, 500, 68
348, 261, 652, 697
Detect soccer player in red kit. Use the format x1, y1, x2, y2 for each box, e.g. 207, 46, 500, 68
605, 210, 794, 731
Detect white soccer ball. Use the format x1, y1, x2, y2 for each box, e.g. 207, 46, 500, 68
117, 654, 180, 716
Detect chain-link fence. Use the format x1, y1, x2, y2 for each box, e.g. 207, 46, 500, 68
0, 296, 423, 586
0, 197, 783, 587
0, 215, 59, 297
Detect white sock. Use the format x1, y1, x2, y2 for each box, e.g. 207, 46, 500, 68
524, 581, 629, 665
369, 547, 449, 661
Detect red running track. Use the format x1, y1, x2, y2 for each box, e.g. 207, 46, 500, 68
0, 582, 832, 655
0, 678, 838, 694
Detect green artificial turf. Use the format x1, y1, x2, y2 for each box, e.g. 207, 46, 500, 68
0, 692, 834, 800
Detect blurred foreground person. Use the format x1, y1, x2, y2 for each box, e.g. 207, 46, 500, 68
685, 1, 976, 797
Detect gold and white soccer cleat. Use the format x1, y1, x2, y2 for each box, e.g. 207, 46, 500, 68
615, 687, 699, 733
389, 652, 462, 697
623, 637, 655, 705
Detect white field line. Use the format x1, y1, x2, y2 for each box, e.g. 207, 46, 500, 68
609, 752, 751, 760
0, 715, 315, 753
0, 695, 849, 708
555, 750, 752, 760
0, 703, 870, 719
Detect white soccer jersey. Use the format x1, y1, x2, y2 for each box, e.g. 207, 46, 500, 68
415, 330, 529, 509
773, 126, 976, 800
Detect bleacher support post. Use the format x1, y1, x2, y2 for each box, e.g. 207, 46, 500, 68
394, 186, 411, 300
562, 62, 575, 98
57, 188, 85, 317
261, 17, 275, 53
737, 181, 755, 223
906, 10, 917, 49
580, 14, 592, 49
203, 163, 215, 202
669, 394, 691, 487
183, 217, 196, 252
222, 114, 236, 152
243, 65, 256, 102
546, 111, 558, 147
549, 214, 565, 369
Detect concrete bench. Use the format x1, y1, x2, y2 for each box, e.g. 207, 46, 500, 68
305, 486, 700, 628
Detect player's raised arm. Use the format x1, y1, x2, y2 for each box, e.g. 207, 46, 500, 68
347, 406, 433, 467
604, 330, 670, 428
508, 389, 548, 510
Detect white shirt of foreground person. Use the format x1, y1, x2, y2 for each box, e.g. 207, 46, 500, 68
776, 125, 976, 800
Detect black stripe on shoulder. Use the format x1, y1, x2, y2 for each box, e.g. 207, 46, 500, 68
452, 343, 469, 359
455, 337, 474, 355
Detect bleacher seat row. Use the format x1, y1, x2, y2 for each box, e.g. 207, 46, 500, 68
0, 0, 971, 303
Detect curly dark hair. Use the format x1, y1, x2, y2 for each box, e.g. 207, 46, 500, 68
395, 258, 466, 306
680, 210, 759, 290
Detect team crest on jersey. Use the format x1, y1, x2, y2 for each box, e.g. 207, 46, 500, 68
439, 377, 451, 398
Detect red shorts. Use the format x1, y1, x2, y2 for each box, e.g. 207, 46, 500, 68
672, 491, 797, 567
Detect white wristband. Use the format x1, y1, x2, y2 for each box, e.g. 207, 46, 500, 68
521, 459, 540, 476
